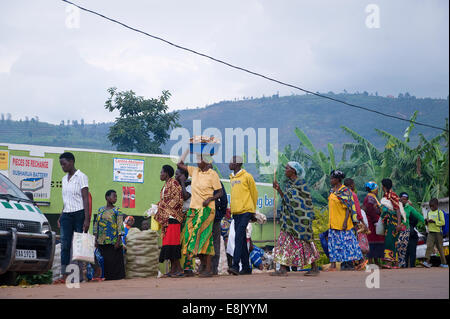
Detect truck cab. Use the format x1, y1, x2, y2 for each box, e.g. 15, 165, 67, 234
0, 173, 56, 285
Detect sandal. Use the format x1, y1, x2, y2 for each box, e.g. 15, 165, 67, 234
198, 271, 213, 278
52, 278, 66, 285
326, 267, 338, 272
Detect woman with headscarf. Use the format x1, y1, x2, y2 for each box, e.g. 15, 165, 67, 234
380, 178, 404, 269
271, 161, 320, 276
327, 170, 363, 271
362, 181, 385, 265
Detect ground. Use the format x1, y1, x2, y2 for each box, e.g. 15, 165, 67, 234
0, 267, 448, 299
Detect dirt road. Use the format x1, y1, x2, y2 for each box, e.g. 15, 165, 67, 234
1, 267, 448, 299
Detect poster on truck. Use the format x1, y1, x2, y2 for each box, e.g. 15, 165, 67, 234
113, 158, 144, 183
8, 155, 53, 200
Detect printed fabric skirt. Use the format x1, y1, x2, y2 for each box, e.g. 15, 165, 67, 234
182, 207, 215, 257
328, 229, 363, 263
159, 218, 182, 263
273, 231, 320, 268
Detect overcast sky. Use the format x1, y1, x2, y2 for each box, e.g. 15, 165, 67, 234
0, 0, 448, 124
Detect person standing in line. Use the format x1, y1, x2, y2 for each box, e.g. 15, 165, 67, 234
343, 178, 369, 271
227, 156, 258, 276
422, 198, 448, 268
155, 165, 185, 277
362, 181, 385, 266
271, 162, 320, 276
207, 163, 229, 276
380, 178, 404, 269
327, 170, 363, 271
93, 190, 126, 280
177, 150, 223, 277
399, 192, 424, 268
55, 152, 90, 283
175, 168, 194, 276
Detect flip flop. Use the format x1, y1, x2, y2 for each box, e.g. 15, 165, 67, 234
168, 272, 185, 278
326, 267, 338, 272
52, 278, 66, 285
355, 260, 369, 271
304, 270, 319, 276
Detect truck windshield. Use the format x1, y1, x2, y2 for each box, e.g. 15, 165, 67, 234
0, 173, 31, 201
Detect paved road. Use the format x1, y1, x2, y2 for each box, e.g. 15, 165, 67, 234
0, 267, 448, 299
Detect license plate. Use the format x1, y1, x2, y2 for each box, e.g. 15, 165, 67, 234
15, 249, 37, 260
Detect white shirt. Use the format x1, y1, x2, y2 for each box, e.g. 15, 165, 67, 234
62, 169, 89, 213
182, 184, 192, 213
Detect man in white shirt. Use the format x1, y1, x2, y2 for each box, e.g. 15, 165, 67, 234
57, 152, 90, 281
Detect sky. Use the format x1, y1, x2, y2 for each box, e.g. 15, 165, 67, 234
0, 0, 448, 124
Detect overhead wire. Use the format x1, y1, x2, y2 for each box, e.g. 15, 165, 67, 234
61, 0, 448, 132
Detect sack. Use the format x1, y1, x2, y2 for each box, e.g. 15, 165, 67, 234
151, 216, 161, 231
319, 230, 329, 258
72, 232, 95, 263
375, 217, 385, 236
358, 232, 370, 254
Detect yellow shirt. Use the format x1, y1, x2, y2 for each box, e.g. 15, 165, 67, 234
328, 191, 354, 231
187, 166, 222, 210
229, 169, 258, 215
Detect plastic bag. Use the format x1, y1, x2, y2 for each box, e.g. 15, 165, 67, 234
375, 217, 385, 236
151, 216, 161, 231
72, 232, 95, 263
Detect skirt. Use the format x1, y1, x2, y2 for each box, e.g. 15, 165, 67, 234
273, 230, 319, 268
367, 243, 385, 259
98, 244, 125, 281
159, 218, 182, 263
182, 207, 215, 257
328, 229, 363, 262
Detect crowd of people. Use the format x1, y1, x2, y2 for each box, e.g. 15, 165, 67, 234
53, 150, 448, 283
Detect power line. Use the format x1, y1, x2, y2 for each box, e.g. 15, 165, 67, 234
62, 0, 448, 132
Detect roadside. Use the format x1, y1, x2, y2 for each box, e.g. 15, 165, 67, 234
1, 267, 448, 299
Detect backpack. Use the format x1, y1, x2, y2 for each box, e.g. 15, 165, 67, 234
441, 210, 449, 237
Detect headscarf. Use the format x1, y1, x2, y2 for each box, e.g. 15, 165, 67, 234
365, 181, 378, 193
287, 161, 306, 179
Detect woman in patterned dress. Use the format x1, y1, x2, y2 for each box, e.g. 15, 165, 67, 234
271, 161, 320, 276
327, 170, 363, 271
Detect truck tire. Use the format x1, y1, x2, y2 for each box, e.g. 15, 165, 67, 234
0, 271, 18, 286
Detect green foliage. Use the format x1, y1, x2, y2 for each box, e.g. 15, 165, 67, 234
16, 270, 53, 286
105, 88, 180, 154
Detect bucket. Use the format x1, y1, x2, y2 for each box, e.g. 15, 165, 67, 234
190, 143, 219, 156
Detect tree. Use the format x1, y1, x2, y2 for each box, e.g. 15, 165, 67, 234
105, 87, 180, 154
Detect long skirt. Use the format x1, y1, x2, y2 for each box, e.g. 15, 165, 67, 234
382, 210, 400, 263
397, 228, 410, 268
328, 229, 363, 262
273, 230, 319, 268
98, 244, 125, 281
159, 218, 182, 263
182, 207, 215, 257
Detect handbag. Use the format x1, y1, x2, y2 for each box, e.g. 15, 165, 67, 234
375, 217, 385, 236
358, 232, 370, 254
72, 232, 95, 263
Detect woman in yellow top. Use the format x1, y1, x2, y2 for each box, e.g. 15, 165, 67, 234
327, 170, 363, 271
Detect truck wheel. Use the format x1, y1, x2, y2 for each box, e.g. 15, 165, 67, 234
0, 271, 18, 286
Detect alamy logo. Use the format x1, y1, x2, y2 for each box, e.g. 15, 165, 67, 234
170, 120, 279, 174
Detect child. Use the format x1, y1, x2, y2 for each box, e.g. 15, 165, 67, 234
141, 218, 150, 231
122, 215, 135, 246
249, 239, 264, 271
422, 198, 448, 268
